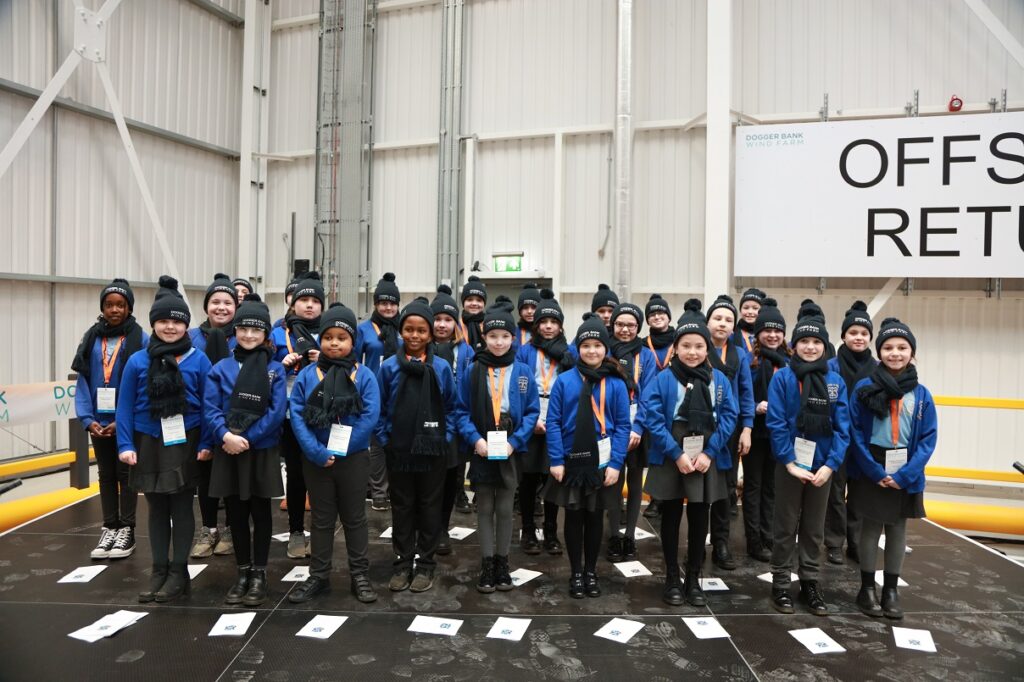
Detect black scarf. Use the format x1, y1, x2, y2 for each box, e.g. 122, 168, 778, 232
612, 337, 644, 395
71, 315, 144, 382
370, 310, 400, 360
668, 357, 717, 438
303, 353, 363, 429
754, 346, 788, 403
226, 345, 272, 433
708, 343, 740, 381
646, 326, 675, 350
146, 335, 193, 420
199, 319, 234, 364
467, 350, 517, 488
389, 350, 448, 471
285, 313, 321, 370
836, 344, 875, 393
857, 364, 919, 419
531, 333, 575, 374
432, 339, 457, 373
461, 310, 485, 351
790, 355, 833, 437
564, 359, 618, 489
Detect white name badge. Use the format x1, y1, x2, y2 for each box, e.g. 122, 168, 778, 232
683, 435, 704, 458
597, 437, 611, 469
286, 373, 296, 397
96, 387, 117, 414
793, 437, 816, 470
161, 414, 187, 446
538, 396, 549, 424
885, 448, 908, 475
629, 403, 638, 423
327, 423, 352, 457
487, 430, 509, 460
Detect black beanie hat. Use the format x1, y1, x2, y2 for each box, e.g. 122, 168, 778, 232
319, 301, 359, 340
644, 293, 671, 320
149, 275, 191, 326
534, 289, 564, 325
611, 302, 644, 333
292, 272, 326, 308
875, 317, 916, 355
841, 300, 873, 338
399, 297, 434, 330
374, 272, 401, 305
517, 282, 541, 310
483, 298, 516, 335
798, 298, 826, 322
706, 294, 738, 322
791, 314, 830, 346
430, 284, 459, 319
575, 312, 611, 350
204, 272, 238, 309
231, 277, 254, 297
461, 275, 487, 303
674, 298, 713, 347
740, 288, 767, 306
100, 278, 135, 311
233, 293, 272, 333
591, 283, 619, 312
284, 277, 302, 300
752, 297, 786, 336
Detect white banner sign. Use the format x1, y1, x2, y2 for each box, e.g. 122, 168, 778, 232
0, 381, 78, 426
734, 112, 1024, 277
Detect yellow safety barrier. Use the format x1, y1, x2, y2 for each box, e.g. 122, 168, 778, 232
0, 449, 95, 479
933, 395, 1024, 410
925, 466, 1023, 484
926, 500, 1024, 536
0, 482, 99, 533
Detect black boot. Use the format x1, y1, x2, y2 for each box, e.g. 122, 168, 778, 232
521, 528, 541, 555
154, 563, 191, 603
138, 563, 169, 603
662, 570, 684, 606
225, 565, 251, 605
288, 575, 330, 603
584, 571, 601, 598
771, 585, 794, 614
881, 573, 903, 620
799, 580, 828, 616
606, 536, 623, 563
621, 537, 637, 561
857, 573, 884, 618
643, 499, 660, 518
243, 567, 268, 606
568, 572, 585, 599
683, 570, 706, 607
350, 573, 378, 603
748, 542, 771, 562
712, 542, 737, 571
494, 555, 513, 591
477, 556, 496, 594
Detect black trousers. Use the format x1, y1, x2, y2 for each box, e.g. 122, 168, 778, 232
741, 435, 776, 550
824, 456, 861, 553
280, 421, 307, 533
303, 450, 371, 579
709, 425, 741, 546
441, 462, 464, 529
519, 472, 559, 538
661, 499, 709, 574
224, 495, 272, 567
145, 490, 194, 566
389, 456, 446, 572
93, 433, 137, 528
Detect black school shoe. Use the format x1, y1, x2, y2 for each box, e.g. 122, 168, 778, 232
289, 575, 330, 603
748, 542, 771, 562
881, 586, 903, 620
711, 542, 737, 571
455, 490, 472, 514
771, 586, 795, 614
543, 536, 563, 556
662, 573, 684, 607
521, 529, 542, 555
494, 555, 513, 591
225, 565, 251, 605
799, 580, 829, 616
569, 572, 585, 599
477, 557, 496, 594
606, 536, 624, 563
351, 574, 378, 603
583, 571, 601, 598
683, 572, 706, 607
436, 532, 452, 556
643, 500, 661, 518
621, 537, 637, 561
856, 585, 883, 617
826, 547, 845, 565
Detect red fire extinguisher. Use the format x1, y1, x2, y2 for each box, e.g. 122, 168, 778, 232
948, 95, 963, 112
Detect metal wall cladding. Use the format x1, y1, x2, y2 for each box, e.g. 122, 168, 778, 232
269, 21, 317, 153
272, 0, 320, 21
374, 3, 442, 143
561, 133, 613, 291
732, 0, 1024, 114
0, 0, 54, 88
264, 157, 315, 292
634, 0, 707, 121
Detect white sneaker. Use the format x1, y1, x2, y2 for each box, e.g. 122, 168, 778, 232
107, 526, 136, 559
90, 527, 117, 559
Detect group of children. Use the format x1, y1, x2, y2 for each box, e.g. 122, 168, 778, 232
73, 274, 936, 618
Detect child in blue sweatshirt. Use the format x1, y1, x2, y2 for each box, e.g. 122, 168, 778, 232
72, 278, 147, 561
117, 276, 211, 604
204, 295, 287, 606
544, 314, 629, 599
849, 318, 937, 620
286, 303, 382, 605
766, 314, 850, 617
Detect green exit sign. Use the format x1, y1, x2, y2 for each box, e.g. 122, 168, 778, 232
493, 256, 523, 273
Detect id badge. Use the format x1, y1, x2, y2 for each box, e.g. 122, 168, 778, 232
286, 373, 296, 398
682, 435, 704, 459
884, 448, 908, 475
629, 402, 638, 423
161, 414, 187, 446
327, 423, 352, 457
793, 437, 816, 471
538, 396, 549, 424
96, 387, 117, 414
487, 430, 509, 460
597, 437, 611, 469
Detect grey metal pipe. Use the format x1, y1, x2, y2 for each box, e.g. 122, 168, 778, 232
614, 0, 633, 302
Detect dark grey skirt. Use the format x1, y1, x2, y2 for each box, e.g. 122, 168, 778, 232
849, 478, 925, 524
209, 445, 285, 501
542, 475, 619, 512
130, 428, 201, 495
643, 422, 726, 503
519, 433, 550, 474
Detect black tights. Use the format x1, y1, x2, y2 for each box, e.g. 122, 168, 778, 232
660, 499, 709, 574
564, 508, 603, 574
225, 496, 272, 567
196, 459, 220, 529
145, 490, 195, 567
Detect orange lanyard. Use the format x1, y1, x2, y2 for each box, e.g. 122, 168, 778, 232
520, 329, 529, 345
589, 379, 607, 437
629, 359, 640, 401
101, 336, 124, 385
316, 365, 359, 383
284, 329, 294, 355
647, 337, 673, 370
890, 398, 903, 447
489, 367, 507, 428
718, 344, 728, 363
537, 351, 556, 394
742, 333, 753, 353
372, 322, 380, 337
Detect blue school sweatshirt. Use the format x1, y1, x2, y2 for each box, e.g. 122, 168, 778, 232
188, 326, 237, 355
455, 360, 541, 453
374, 354, 458, 446
712, 343, 756, 431
514, 342, 577, 396
355, 318, 404, 375
203, 357, 288, 450
75, 332, 150, 431
766, 366, 851, 472
544, 369, 630, 471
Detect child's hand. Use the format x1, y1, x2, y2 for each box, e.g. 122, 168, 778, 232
811, 465, 833, 487
694, 453, 711, 473
506, 442, 515, 457
786, 462, 814, 483
222, 433, 249, 455
324, 456, 335, 468
603, 467, 620, 487
627, 432, 641, 451
533, 422, 546, 434
756, 401, 768, 415
737, 429, 751, 456
197, 449, 212, 461
307, 350, 320, 364
88, 423, 105, 438
282, 352, 302, 368
119, 450, 137, 465
474, 438, 488, 458
550, 465, 565, 482
676, 453, 695, 475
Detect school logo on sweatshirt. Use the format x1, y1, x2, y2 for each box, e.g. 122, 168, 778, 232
827, 383, 840, 402
518, 377, 529, 393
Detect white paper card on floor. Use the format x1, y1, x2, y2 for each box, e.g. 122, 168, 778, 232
408, 615, 463, 636
487, 617, 532, 642
272, 531, 310, 542
620, 527, 655, 540
699, 578, 729, 592
789, 628, 846, 654
614, 561, 652, 577
68, 611, 147, 643
187, 564, 208, 580
447, 527, 475, 541
378, 526, 393, 539
296, 615, 348, 640
59, 565, 107, 583
874, 571, 909, 587
892, 626, 937, 653
509, 568, 542, 586
682, 617, 730, 640
757, 572, 799, 584
878, 534, 912, 553
594, 618, 645, 644
209, 612, 257, 637
282, 565, 311, 582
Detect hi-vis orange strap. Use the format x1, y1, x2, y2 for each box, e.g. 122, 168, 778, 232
489, 367, 507, 428
372, 322, 380, 337
520, 328, 529, 345
590, 379, 607, 437
890, 398, 903, 447
285, 329, 294, 354
101, 336, 125, 385
316, 365, 359, 383
629, 359, 640, 401
647, 337, 673, 370
743, 334, 753, 353
537, 351, 556, 394
719, 345, 729, 363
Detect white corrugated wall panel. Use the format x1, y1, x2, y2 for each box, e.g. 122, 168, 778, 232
273, 0, 320, 21
0, 281, 54, 459
269, 21, 317, 152
375, 4, 442, 143
264, 157, 316, 291
561, 133, 613, 291
634, 0, 707, 122
0, 0, 53, 89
